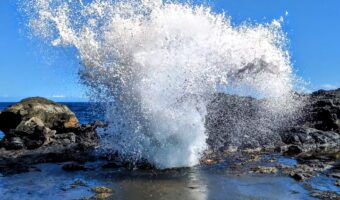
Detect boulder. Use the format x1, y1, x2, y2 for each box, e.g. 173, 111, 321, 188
0, 121, 101, 174
206, 89, 340, 155
281, 127, 339, 155
302, 88, 340, 133
0, 97, 101, 173
279, 89, 340, 155
0, 97, 80, 134
0, 97, 83, 150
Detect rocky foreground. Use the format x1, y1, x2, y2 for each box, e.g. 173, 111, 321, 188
0, 90, 339, 198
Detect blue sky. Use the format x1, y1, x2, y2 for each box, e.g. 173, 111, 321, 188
0, 0, 339, 101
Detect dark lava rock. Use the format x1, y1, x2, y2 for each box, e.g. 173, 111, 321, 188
279, 89, 340, 157
290, 172, 313, 181
206, 89, 340, 153
102, 162, 122, 169
206, 93, 287, 151
285, 145, 304, 155
0, 97, 101, 174
278, 161, 333, 182
101, 157, 155, 170
281, 127, 340, 155
303, 89, 340, 133
4, 137, 25, 150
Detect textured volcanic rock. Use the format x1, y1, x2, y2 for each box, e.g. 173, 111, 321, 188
303, 88, 340, 133
0, 97, 80, 134
206, 93, 294, 151
281, 127, 340, 155
0, 97, 101, 174
206, 89, 340, 155
280, 89, 340, 156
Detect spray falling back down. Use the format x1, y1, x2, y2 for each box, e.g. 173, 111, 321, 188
24, 0, 299, 168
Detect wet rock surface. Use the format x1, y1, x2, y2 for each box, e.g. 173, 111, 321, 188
206, 93, 285, 151
278, 89, 340, 157
281, 127, 340, 155
303, 89, 340, 133
206, 88, 340, 154
0, 97, 101, 174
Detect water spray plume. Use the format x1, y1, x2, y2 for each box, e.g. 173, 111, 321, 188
23, 0, 300, 168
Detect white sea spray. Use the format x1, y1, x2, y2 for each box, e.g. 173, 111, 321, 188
23, 0, 301, 168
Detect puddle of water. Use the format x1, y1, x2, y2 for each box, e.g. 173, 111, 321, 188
277, 156, 298, 166
0, 162, 316, 200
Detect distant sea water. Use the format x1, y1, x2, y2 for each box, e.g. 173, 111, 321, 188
0, 102, 104, 138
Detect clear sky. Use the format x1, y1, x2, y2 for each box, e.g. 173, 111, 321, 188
0, 0, 339, 101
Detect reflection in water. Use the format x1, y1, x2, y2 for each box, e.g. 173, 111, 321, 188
187, 168, 208, 200
94, 167, 208, 200
0, 161, 317, 200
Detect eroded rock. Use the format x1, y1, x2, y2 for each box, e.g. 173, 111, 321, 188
0, 97, 101, 174
0, 97, 80, 134
281, 127, 340, 155
304, 89, 340, 133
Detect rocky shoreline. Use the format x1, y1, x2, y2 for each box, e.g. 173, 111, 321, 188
0, 89, 339, 198
0, 97, 102, 174
206, 88, 340, 154
202, 88, 340, 199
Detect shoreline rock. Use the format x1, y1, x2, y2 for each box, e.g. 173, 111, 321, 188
0, 97, 101, 174
280, 127, 340, 156
0, 97, 80, 134
206, 88, 340, 156
0, 88, 339, 176
0, 91, 338, 199
279, 88, 340, 157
